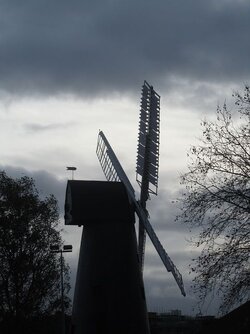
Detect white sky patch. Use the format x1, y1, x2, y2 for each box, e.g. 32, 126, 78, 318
0, 96, 138, 178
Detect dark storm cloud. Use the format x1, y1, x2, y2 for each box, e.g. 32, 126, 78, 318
0, 0, 249, 97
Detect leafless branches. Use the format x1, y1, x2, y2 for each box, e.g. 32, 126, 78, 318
179, 86, 250, 314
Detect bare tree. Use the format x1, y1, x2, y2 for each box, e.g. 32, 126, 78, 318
179, 86, 250, 313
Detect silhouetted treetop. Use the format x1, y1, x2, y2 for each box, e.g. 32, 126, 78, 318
0, 171, 70, 323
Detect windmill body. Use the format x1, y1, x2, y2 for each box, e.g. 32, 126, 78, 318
65, 180, 150, 334
65, 81, 185, 334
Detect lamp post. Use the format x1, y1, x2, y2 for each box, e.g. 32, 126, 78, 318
50, 244, 73, 334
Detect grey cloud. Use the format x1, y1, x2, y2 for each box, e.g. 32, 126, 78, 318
0, 0, 249, 97
145, 250, 195, 269
146, 188, 190, 233
24, 122, 74, 133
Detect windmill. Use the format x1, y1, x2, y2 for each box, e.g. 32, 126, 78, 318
65, 81, 185, 334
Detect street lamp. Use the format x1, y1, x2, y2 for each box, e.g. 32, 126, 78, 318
50, 244, 73, 334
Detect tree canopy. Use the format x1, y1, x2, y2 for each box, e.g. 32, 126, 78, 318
0, 171, 70, 323
179, 86, 250, 313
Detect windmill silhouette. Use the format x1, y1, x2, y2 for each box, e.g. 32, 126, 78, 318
65, 81, 185, 334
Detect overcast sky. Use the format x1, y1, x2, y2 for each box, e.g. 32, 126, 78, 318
0, 0, 249, 316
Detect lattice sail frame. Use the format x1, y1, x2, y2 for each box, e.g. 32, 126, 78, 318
96, 131, 135, 196
136, 81, 160, 195
96, 132, 120, 182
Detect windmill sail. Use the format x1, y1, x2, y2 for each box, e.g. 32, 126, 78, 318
136, 81, 160, 271
136, 81, 160, 195
96, 130, 186, 297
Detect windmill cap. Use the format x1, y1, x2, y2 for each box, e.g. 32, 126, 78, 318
65, 180, 135, 226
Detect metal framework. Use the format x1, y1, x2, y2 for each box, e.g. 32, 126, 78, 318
96, 130, 186, 297
136, 80, 160, 195
96, 131, 134, 196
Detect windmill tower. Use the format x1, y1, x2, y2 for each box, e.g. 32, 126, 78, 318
65, 81, 185, 334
